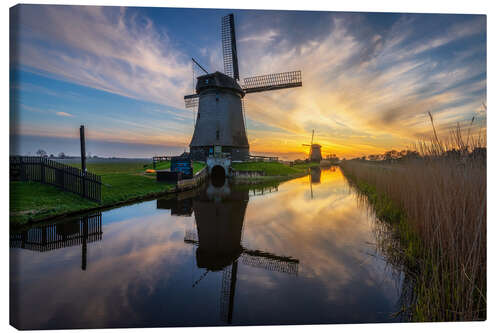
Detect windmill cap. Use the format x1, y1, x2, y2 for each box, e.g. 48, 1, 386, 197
196, 71, 245, 97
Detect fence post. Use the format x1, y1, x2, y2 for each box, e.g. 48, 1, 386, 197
40, 158, 45, 183
19, 157, 25, 181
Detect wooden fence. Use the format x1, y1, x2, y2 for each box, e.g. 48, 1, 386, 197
248, 155, 279, 162
10, 212, 103, 252
10, 156, 102, 202
153, 155, 175, 164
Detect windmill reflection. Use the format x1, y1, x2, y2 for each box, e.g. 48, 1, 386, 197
10, 212, 103, 270
310, 166, 322, 184
309, 166, 322, 200
157, 190, 196, 216
183, 179, 299, 324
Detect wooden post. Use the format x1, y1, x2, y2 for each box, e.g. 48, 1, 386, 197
80, 125, 87, 198
80, 125, 86, 173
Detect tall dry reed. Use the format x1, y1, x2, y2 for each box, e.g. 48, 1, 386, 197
342, 116, 486, 321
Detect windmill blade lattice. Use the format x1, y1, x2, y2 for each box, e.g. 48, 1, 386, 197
183, 229, 299, 275
221, 14, 239, 80
240, 250, 299, 275
219, 263, 235, 323
243, 71, 302, 94
184, 94, 199, 109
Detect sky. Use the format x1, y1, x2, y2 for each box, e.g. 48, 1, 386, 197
9, 5, 486, 159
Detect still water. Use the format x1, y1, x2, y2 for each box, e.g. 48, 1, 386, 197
10, 167, 403, 329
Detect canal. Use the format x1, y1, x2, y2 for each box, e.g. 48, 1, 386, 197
10, 167, 404, 329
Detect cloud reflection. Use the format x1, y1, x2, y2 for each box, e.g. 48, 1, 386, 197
11, 169, 407, 328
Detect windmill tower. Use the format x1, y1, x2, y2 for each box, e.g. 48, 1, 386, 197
185, 13, 303, 161
302, 130, 322, 162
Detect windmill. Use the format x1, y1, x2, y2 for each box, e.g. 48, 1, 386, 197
185, 13, 303, 161
184, 182, 299, 324
302, 130, 322, 162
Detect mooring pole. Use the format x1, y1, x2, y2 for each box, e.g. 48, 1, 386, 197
80, 125, 86, 173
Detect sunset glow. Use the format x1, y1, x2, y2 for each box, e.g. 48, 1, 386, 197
10, 5, 486, 159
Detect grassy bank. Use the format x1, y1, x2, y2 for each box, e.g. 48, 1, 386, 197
145, 160, 205, 172
341, 156, 486, 321
10, 160, 205, 225
232, 161, 319, 176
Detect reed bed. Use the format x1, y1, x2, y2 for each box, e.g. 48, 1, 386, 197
341, 118, 486, 321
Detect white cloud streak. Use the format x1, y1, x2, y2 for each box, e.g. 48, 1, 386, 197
13, 5, 192, 109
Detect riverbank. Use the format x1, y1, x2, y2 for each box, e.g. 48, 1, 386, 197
341, 158, 486, 321
10, 160, 317, 226
10, 160, 205, 226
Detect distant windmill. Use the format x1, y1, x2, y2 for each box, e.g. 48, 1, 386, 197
302, 130, 322, 162
185, 13, 303, 161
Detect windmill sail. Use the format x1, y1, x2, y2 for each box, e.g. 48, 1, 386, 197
219, 262, 238, 323
221, 14, 239, 80
184, 93, 199, 108
183, 231, 299, 275
243, 70, 302, 94
240, 250, 299, 275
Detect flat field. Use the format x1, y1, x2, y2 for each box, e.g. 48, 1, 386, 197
232, 161, 319, 176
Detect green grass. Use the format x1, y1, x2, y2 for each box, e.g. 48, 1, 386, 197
10, 181, 99, 223
70, 161, 150, 174
144, 160, 205, 173
10, 160, 206, 225
232, 161, 319, 176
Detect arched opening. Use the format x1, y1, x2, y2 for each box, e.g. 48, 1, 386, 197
210, 165, 226, 187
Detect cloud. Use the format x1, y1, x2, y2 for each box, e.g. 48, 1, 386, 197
11, 5, 192, 109
18, 104, 47, 114
236, 13, 486, 157
10, 7, 486, 158
55, 111, 73, 117
239, 29, 279, 43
